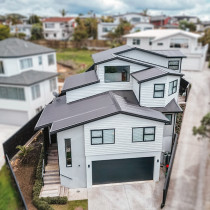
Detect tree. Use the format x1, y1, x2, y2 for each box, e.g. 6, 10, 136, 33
142, 9, 148, 16
199, 28, 210, 54
31, 23, 43, 40
6, 13, 25, 25
73, 18, 88, 43
193, 112, 210, 140
179, 20, 196, 32
0, 24, 10, 40
60, 9, 67, 17
16, 145, 32, 164
101, 16, 114, 23
28, 15, 40, 24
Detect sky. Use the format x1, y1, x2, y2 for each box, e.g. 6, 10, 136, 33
0, 0, 210, 20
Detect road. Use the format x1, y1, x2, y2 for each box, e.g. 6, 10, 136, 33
165, 65, 210, 210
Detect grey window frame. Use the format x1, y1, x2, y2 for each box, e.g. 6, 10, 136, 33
38, 56, 42, 65
65, 139, 72, 167
153, 84, 165, 98
165, 114, 173, 125
104, 66, 130, 83
168, 80, 178, 96
31, 84, 41, 100
132, 127, 156, 142
168, 60, 179, 70
20, 58, 33, 70
157, 43, 163, 46
49, 78, 57, 91
91, 129, 115, 145
132, 38, 140, 45
0, 86, 25, 101
0, 61, 4, 74
48, 54, 55, 65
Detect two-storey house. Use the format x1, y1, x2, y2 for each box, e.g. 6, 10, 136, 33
36, 45, 184, 189
42, 17, 76, 40
124, 29, 208, 71
98, 13, 154, 40
10, 24, 32, 40
0, 38, 58, 126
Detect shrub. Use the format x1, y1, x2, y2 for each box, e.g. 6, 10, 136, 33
208, 58, 210, 68
40, 196, 68, 204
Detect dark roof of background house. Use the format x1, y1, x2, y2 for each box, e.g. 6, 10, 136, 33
35, 90, 169, 133
91, 45, 186, 64
62, 70, 99, 92
0, 70, 58, 86
131, 67, 182, 83
0, 38, 55, 58
152, 98, 182, 113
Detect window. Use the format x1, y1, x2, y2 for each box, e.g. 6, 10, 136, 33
165, 114, 173, 125
0, 61, 4, 74
102, 27, 113, 32
170, 38, 189, 48
131, 17, 141, 22
104, 66, 130, 82
50, 78, 57, 91
168, 80, 178, 95
132, 38, 140, 45
154, 84, 165, 98
45, 23, 55, 28
0, 86, 25, 100
38, 56, 42, 65
20, 58, 33, 70
45, 33, 48, 37
168, 60, 179, 70
54, 33, 56, 37
31, 84, 40, 100
157, 43, 163, 46
133, 127, 155, 142
48, 54, 55, 65
65, 139, 72, 167
91, 129, 115, 145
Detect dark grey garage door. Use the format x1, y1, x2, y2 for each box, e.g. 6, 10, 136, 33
92, 157, 154, 185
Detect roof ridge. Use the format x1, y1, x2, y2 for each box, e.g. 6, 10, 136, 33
108, 91, 122, 111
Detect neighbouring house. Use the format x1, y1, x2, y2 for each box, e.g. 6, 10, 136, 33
42, 17, 76, 40
0, 38, 58, 126
196, 21, 210, 32
98, 12, 154, 40
36, 45, 185, 190
124, 29, 208, 71
10, 24, 32, 39
173, 15, 199, 24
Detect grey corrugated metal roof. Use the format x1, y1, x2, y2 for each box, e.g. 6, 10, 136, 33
62, 70, 99, 92
131, 67, 167, 82
152, 98, 182, 113
151, 50, 186, 58
0, 70, 58, 86
35, 90, 169, 134
0, 38, 55, 58
92, 45, 132, 63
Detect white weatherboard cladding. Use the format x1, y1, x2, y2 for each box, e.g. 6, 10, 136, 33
132, 77, 139, 101
57, 126, 87, 189
84, 114, 164, 156
140, 75, 180, 107
66, 59, 147, 103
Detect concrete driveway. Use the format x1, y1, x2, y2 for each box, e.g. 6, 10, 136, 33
165, 65, 210, 210
87, 169, 165, 210
0, 124, 20, 169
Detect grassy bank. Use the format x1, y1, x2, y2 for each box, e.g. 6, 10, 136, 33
56, 48, 97, 71
0, 165, 22, 210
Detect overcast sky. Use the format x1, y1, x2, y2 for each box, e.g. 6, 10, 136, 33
0, 0, 210, 20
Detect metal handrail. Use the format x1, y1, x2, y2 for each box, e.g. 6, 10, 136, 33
60, 173, 72, 180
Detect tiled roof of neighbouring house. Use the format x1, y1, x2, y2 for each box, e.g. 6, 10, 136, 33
152, 98, 183, 113
0, 38, 55, 58
91, 45, 186, 64
0, 70, 58, 86
62, 70, 99, 93
42, 17, 74, 22
35, 90, 169, 133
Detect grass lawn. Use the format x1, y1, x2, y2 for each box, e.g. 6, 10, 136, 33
51, 200, 88, 210
56, 48, 97, 71
0, 165, 22, 210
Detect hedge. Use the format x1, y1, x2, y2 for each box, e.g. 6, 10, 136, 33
32, 144, 67, 210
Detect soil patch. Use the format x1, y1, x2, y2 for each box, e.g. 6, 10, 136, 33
11, 134, 44, 210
